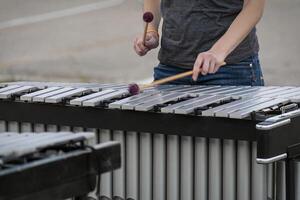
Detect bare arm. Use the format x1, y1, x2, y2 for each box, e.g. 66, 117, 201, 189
210, 0, 266, 60
144, 0, 161, 31
133, 0, 161, 56
193, 0, 266, 80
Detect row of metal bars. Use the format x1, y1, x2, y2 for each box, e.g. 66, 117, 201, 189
0, 120, 299, 200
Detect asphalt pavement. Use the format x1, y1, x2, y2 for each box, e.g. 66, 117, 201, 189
0, 0, 299, 85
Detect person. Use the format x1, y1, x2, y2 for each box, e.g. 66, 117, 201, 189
133, 0, 266, 86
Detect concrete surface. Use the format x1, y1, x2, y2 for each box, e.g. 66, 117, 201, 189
0, 0, 299, 85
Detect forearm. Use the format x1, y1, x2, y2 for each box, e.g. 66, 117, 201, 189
211, 0, 266, 60
144, 0, 161, 31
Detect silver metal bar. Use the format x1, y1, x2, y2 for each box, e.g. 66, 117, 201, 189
0, 85, 22, 93
251, 142, 268, 200
153, 134, 166, 200
70, 89, 115, 106
109, 91, 160, 109
223, 139, 236, 200
229, 98, 290, 119
248, 87, 293, 98
139, 132, 152, 200
167, 135, 180, 200
208, 138, 222, 200
161, 95, 214, 113
32, 87, 75, 102
126, 131, 139, 200
276, 161, 286, 200
214, 86, 255, 96
279, 90, 300, 99
261, 87, 300, 98
206, 86, 250, 96
256, 119, 291, 131
201, 98, 254, 117
135, 93, 189, 111
256, 154, 288, 164
170, 85, 205, 93
82, 90, 129, 107
237, 141, 251, 200
185, 86, 222, 94
159, 85, 192, 92
194, 137, 208, 200
231, 86, 278, 99
180, 136, 193, 200
121, 92, 168, 110
290, 95, 300, 103
45, 88, 91, 103
20, 87, 62, 101
215, 97, 271, 118
175, 95, 231, 114
265, 109, 300, 123
0, 86, 37, 99
197, 86, 236, 95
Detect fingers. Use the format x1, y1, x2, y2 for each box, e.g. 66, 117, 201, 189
134, 32, 159, 56
192, 55, 203, 81
134, 37, 149, 56
193, 52, 223, 81
145, 33, 159, 49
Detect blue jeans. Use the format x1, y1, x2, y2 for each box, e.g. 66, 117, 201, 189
153, 54, 265, 86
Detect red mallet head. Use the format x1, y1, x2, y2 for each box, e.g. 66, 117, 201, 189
128, 83, 140, 95
143, 12, 154, 23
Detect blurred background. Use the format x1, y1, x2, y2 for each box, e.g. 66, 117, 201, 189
0, 0, 299, 85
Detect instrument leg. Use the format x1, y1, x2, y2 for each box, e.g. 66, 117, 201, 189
286, 159, 296, 200
276, 161, 286, 200
251, 142, 268, 200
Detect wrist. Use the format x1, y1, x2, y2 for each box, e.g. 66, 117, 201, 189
209, 46, 228, 62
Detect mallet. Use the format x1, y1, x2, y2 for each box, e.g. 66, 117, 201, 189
142, 12, 154, 45
128, 70, 193, 95
128, 62, 227, 95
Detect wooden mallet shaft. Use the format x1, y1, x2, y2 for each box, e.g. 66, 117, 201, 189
142, 23, 149, 45
128, 62, 226, 95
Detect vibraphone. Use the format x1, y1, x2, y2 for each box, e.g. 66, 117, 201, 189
0, 82, 300, 200
0, 131, 121, 200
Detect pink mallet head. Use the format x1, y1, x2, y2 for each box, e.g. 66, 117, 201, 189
128, 83, 140, 95
143, 12, 154, 23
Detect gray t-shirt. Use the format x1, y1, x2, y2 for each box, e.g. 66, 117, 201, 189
158, 0, 259, 68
